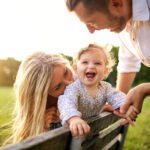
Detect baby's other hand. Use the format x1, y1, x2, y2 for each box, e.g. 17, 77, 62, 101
126, 105, 138, 121
67, 116, 90, 138
123, 105, 139, 127
114, 107, 137, 127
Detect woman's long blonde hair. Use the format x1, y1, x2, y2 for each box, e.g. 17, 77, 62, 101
12, 51, 69, 143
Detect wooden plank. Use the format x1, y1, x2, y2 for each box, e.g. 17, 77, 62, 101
117, 124, 129, 150
1, 127, 70, 150
86, 112, 120, 139
1, 112, 122, 150
68, 112, 120, 150
102, 135, 120, 150
81, 120, 122, 150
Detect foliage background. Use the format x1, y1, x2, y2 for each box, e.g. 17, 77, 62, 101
0, 46, 150, 149
0, 46, 149, 87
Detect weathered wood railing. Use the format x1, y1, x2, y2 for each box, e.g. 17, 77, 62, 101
1, 112, 128, 150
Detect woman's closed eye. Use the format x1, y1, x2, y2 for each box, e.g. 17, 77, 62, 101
55, 83, 61, 91
64, 68, 68, 76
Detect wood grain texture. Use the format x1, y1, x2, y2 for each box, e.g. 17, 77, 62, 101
1, 112, 128, 150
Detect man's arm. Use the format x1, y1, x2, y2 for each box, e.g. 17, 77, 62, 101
120, 83, 150, 114
116, 72, 136, 94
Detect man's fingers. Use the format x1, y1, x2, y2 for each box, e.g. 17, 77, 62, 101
133, 106, 140, 114
120, 100, 132, 114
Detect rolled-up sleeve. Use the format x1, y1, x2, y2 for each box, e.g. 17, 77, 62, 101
58, 84, 81, 127
117, 41, 141, 73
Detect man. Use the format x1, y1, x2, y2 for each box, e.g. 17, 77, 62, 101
65, 0, 150, 116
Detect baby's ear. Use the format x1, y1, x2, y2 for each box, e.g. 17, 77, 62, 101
104, 68, 108, 74
72, 64, 77, 72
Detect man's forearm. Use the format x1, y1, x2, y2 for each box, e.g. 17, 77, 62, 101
139, 83, 150, 97
116, 72, 136, 94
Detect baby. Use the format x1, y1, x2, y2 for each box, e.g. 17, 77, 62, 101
58, 44, 137, 138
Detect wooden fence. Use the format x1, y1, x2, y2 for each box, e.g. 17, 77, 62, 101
1, 112, 128, 150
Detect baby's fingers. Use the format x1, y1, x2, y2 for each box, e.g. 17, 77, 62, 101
120, 119, 129, 126
126, 116, 135, 127
77, 124, 84, 137
127, 112, 137, 121
83, 123, 90, 135
70, 124, 78, 138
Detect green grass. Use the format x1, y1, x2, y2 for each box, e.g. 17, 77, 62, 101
0, 87, 15, 147
123, 97, 150, 150
0, 87, 150, 149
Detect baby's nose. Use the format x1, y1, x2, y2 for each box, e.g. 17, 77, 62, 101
88, 63, 95, 68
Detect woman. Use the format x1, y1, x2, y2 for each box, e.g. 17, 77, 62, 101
12, 51, 73, 143
12, 51, 113, 143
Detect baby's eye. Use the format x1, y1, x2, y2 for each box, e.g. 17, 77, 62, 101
95, 62, 101, 65
82, 61, 88, 64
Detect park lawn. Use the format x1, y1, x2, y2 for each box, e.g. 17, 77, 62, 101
0, 87, 15, 146
123, 96, 150, 150
0, 87, 150, 149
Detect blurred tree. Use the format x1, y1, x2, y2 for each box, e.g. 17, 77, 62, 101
0, 48, 149, 87
105, 46, 119, 86
0, 58, 20, 86
60, 53, 73, 65
106, 45, 150, 87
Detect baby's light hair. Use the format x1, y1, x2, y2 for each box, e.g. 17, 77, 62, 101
12, 51, 69, 143
73, 43, 115, 79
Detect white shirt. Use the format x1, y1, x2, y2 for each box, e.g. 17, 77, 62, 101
118, 0, 150, 73
58, 79, 126, 126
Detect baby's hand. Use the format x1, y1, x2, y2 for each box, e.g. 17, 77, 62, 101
124, 105, 139, 126
114, 106, 138, 127
67, 116, 90, 138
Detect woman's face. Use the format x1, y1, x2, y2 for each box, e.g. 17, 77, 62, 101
48, 64, 74, 98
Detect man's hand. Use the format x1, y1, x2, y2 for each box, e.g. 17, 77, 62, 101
114, 108, 135, 127
67, 116, 90, 138
120, 83, 150, 114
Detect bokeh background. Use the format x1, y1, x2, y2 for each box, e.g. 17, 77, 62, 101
0, 0, 150, 149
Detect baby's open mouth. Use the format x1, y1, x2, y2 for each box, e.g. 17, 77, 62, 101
86, 72, 96, 79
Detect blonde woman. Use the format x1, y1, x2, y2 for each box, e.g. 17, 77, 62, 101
12, 51, 74, 143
